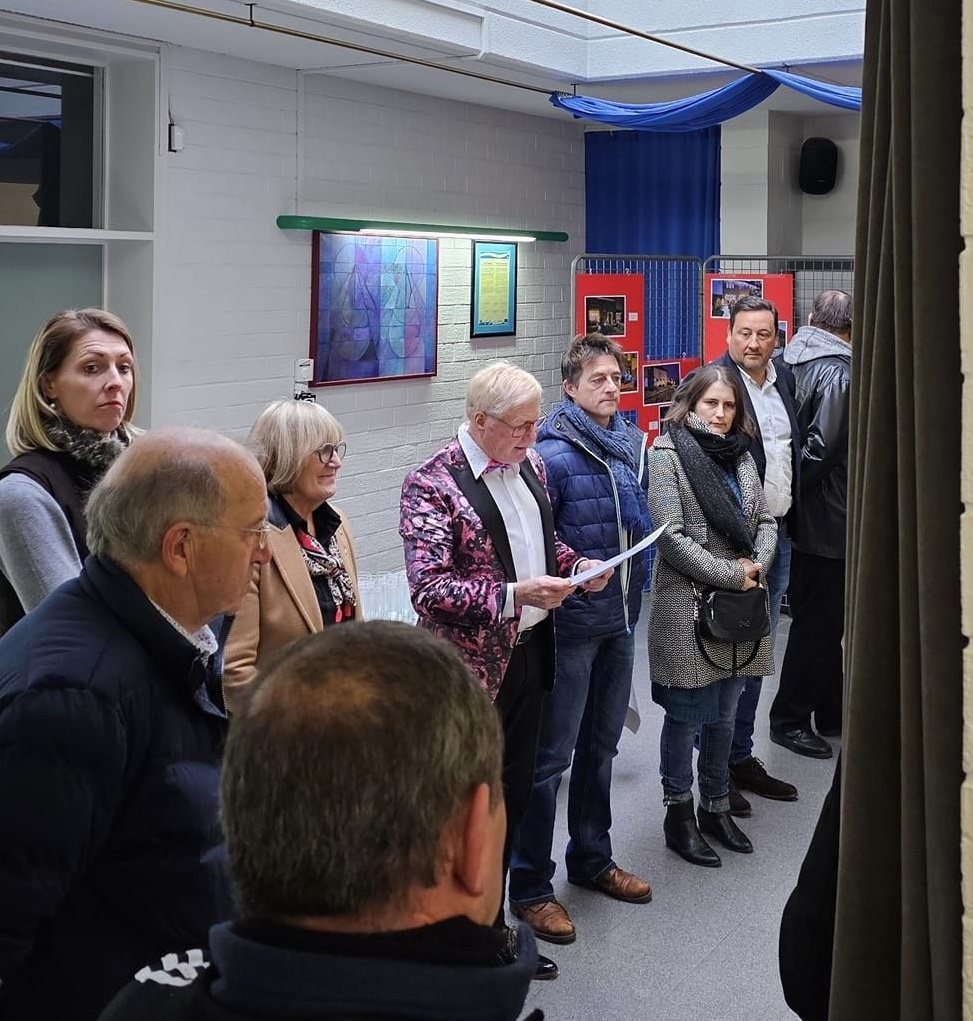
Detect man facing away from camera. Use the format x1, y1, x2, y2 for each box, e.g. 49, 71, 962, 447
99, 621, 545, 1021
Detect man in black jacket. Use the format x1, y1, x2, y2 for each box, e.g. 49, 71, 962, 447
770, 290, 853, 758
99, 622, 543, 1021
0, 428, 272, 1021
713, 296, 801, 814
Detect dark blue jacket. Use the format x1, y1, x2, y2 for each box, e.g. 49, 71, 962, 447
535, 407, 650, 641
713, 351, 803, 538
0, 555, 232, 1021
97, 918, 542, 1021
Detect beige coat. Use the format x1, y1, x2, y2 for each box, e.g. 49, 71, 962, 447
223, 506, 361, 710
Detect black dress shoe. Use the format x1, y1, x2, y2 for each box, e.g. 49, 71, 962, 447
697, 807, 754, 854
498, 926, 558, 980
770, 726, 833, 759
729, 756, 798, 801
533, 953, 559, 981
815, 721, 842, 737
663, 800, 721, 867
728, 781, 752, 818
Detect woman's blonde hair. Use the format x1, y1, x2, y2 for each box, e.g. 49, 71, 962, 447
247, 399, 344, 495
5, 309, 138, 456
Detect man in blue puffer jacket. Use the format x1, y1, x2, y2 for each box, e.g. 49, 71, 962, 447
510, 334, 653, 947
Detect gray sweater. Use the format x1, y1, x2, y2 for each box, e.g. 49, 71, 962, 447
0, 473, 82, 614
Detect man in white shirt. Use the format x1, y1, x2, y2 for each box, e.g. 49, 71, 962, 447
400, 360, 611, 981
714, 296, 802, 812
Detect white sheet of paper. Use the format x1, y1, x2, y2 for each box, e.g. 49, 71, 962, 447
572, 521, 669, 586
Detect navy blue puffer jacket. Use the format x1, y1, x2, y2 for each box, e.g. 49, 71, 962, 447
0, 555, 232, 1021
535, 407, 650, 641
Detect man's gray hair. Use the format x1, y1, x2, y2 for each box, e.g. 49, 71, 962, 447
466, 360, 542, 420
222, 621, 504, 920
86, 429, 247, 565
809, 290, 853, 335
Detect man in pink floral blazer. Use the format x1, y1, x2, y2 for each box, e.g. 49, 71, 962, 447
401, 361, 610, 982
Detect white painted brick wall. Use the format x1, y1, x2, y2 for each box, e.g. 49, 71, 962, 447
155, 48, 585, 571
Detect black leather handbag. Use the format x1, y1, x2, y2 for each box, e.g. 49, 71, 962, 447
693, 584, 770, 672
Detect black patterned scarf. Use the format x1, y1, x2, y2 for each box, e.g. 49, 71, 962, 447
668, 414, 754, 556
46, 418, 132, 496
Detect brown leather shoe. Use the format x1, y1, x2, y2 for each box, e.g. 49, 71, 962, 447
570, 865, 653, 904
512, 899, 577, 944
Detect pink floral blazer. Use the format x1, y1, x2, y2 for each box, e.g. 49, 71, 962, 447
400, 437, 578, 700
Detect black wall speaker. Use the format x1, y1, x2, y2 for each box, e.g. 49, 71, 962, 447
799, 137, 838, 195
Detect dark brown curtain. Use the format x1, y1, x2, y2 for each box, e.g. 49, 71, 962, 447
833, 0, 963, 1016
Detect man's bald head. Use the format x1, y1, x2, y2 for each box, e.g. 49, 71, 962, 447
87, 427, 263, 568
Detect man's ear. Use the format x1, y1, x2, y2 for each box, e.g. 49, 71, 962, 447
563, 379, 576, 401
160, 523, 193, 579
454, 783, 497, 897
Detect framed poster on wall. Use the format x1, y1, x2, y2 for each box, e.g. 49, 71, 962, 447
310, 231, 439, 385
471, 240, 517, 337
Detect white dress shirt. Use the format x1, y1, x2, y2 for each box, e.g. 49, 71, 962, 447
738, 359, 793, 519
458, 424, 548, 631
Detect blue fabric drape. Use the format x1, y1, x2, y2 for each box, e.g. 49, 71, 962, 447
585, 128, 719, 259
552, 70, 861, 130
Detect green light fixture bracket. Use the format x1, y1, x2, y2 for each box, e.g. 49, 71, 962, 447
276, 215, 568, 243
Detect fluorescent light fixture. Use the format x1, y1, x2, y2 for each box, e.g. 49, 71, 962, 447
359, 227, 536, 242
276, 215, 567, 243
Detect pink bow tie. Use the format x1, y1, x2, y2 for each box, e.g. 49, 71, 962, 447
483, 458, 510, 475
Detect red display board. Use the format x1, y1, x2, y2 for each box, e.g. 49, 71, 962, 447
576, 273, 701, 435
703, 273, 794, 364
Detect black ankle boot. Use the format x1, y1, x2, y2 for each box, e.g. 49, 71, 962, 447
664, 800, 721, 867
697, 807, 754, 854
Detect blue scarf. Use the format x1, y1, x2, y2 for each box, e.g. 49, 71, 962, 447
560, 399, 650, 531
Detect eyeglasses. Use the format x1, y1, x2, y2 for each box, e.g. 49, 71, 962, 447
485, 413, 544, 439
315, 442, 347, 464
203, 522, 272, 550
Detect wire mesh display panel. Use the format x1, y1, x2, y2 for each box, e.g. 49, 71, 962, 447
702, 255, 855, 327
573, 255, 704, 362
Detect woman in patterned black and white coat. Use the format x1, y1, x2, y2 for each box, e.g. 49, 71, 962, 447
647, 364, 777, 867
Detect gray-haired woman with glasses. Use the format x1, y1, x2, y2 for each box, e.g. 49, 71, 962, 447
223, 399, 361, 709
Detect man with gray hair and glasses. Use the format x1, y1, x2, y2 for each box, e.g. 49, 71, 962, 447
0, 428, 270, 1021
401, 360, 612, 982
99, 622, 542, 1021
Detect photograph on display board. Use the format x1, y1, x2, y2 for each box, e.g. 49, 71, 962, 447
643, 362, 681, 405
710, 278, 764, 318
619, 351, 638, 393
657, 403, 672, 426
585, 295, 627, 337
777, 320, 788, 349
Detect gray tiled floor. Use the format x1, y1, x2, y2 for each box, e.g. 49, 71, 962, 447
520, 600, 840, 1020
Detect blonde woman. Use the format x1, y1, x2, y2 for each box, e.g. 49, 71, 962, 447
224, 399, 361, 707
0, 309, 137, 633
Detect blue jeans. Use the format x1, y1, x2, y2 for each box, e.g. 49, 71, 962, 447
730, 524, 792, 764
509, 631, 634, 906
662, 675, 746, 812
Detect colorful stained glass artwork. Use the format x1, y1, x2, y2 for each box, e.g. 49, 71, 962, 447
312, 232, 438, 384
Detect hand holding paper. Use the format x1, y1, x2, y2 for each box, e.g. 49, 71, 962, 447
571, 521, 669, 587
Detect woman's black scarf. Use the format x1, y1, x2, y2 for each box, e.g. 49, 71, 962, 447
668, 414, 754, 555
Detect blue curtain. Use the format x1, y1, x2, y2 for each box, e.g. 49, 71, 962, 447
553, 70, 861, 129
585, 127, 719, 258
